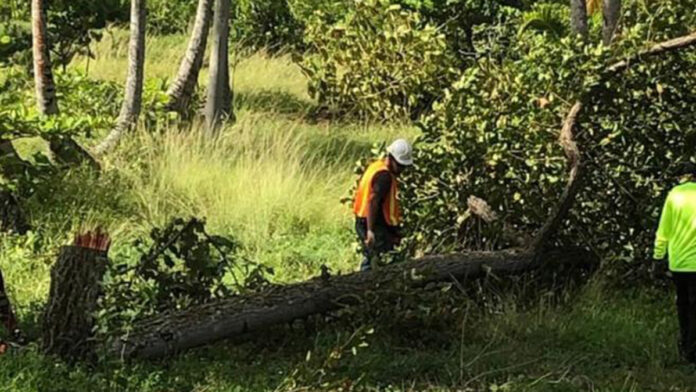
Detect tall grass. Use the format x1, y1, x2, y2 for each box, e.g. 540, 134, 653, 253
66, 28, 419, 280
72, 28, 310, 102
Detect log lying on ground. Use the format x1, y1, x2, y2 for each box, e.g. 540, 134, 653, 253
43, 232, 110, 362
111, 247, 596, 359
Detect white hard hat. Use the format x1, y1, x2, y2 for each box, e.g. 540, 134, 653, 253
387, 139, 414, 166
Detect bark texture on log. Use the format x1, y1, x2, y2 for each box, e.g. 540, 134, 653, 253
43, 246, 108, 362
31, 0, 58, 115
111, 248, 595, 359
602, 0, 621, 46
569, 0, 588, 38
167, 0, 213, 115
205, 0, 233, 134
94, 0, 146, 156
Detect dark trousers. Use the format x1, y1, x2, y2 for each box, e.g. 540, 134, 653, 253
0, 269, 16, 334
674, 272, 696, 363
355, 219, 395, 272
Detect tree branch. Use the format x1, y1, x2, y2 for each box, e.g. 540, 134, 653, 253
529, 30, 696, 256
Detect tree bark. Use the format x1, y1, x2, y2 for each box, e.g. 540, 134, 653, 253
110, 248, 596, 359
602, 0, 621, 46
167, 0, 214, 116
43, 243, 109, 362
204, 0, 233, 135
528, 101, 583, 255
569, 0, 588, 39
31, 0, 58, 115
93, 0, 146, 156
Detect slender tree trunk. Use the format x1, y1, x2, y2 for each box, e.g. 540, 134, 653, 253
570, 0, 588, 39
204, 0, 233, 135
602, 0, 621, 46
93, 0, 146, 156
167, 0, 214, 116
31, 0, 58, 115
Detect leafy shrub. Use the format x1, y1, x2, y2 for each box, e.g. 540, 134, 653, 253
0, 21, 31, 66
0, 69, 118, 141
300, 0, 458, 120
396, 0, 502, 57
0, 0, 124, 68
400, 3, 696, 283
519, 2, 570, 39
147, 0, 196, 35
289, 0, 350, 26
98, 218, 272, 335
233, 0, 304, 52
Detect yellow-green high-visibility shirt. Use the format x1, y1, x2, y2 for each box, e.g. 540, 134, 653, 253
654, 182, 696, 271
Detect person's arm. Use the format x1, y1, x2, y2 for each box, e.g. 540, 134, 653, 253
654, 193, 673, 260
365, 172, 391, 246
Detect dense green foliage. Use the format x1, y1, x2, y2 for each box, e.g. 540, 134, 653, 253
0, 0, 124, 68
299, 0, 523, 119
98, 218, 272, 336
300, 0, 458, 119
402, 1, 696, 281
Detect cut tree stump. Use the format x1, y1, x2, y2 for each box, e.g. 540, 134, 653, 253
42, 232, 110, 362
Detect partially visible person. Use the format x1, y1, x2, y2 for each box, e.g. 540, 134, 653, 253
353, 139, 413, 272
654, 162, 696, 364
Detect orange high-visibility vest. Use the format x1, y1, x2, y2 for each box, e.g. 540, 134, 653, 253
353, 159, 401, 226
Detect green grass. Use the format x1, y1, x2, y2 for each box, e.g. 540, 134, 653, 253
1, 30, 694, 391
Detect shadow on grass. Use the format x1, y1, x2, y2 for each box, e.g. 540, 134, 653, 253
234, 89, 315, 119
303, 134, 376, 164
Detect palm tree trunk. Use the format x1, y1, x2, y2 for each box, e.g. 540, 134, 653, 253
570, 0, 588, 38
204, 0, 233, 135
167, 0, 214, 116
31, 0, 58, 115
602, 0, 621, 46
94, 0, 146, 156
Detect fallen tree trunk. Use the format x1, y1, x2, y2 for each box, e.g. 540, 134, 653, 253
111, 247, 595, 359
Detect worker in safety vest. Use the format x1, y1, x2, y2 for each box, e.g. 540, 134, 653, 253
353, 139, 413, 271
654, 162, 696, 364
